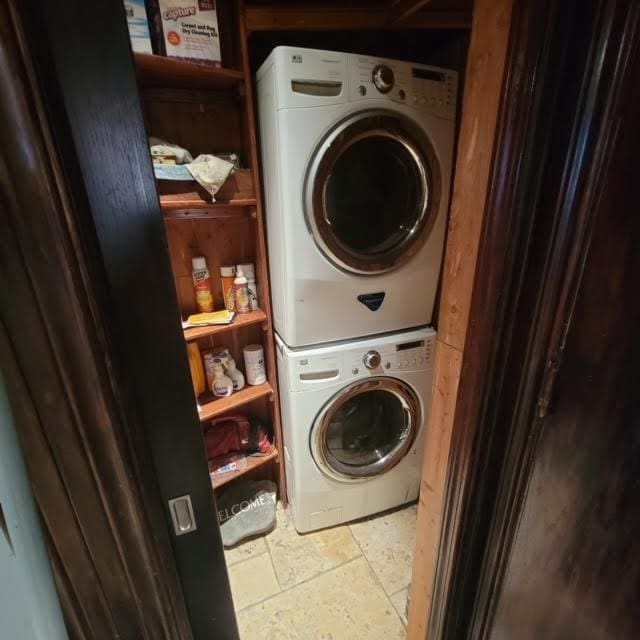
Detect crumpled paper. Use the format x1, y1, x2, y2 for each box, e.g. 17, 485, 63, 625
185, 154, 235, 200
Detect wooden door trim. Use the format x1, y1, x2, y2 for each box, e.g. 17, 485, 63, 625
425, 0, 640, 637
0, 2, 193, 637
406, 0, 514, 637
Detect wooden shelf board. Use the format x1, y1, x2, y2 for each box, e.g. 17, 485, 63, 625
211, 447, 279, 490
161, 195, 257, 214
184, 309, 267, 341
197, 382, 272, 422
134, 53, 244, 90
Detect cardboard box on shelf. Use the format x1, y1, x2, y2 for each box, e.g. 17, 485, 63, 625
156, 0, 221, 66
124, 0, 153, 54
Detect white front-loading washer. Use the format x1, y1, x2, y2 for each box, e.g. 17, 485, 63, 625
276, 327, 435, 533
257, 46, 457, 347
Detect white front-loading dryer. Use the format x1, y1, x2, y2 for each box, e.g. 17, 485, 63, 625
257, 46, 457, 347
276, 327, 436, 533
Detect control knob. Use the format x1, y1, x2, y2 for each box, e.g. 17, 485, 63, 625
363, 350, 382, 369
372, 64, 394, 94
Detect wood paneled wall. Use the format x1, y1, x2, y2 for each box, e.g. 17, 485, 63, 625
407, 0, 514, 637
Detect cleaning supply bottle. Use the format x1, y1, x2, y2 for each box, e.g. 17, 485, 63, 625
237, 262, 259, 310
224, 357, 245, 391
192, 256, 214, 313
212, 363, 233, 397
233, 268, 250, 314
220, 266, 236, 312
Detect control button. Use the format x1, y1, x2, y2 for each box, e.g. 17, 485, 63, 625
358, 85, 367, 96
352, 367, 359, 375
371, 64, 394, 93
413, 95, 418, 103
429, 97, 435, 105
404, 360, 409, 367
363, 350, 382, 370
385, 362, 391, 369
419, 97, 426, 104
398, 89, 406, 100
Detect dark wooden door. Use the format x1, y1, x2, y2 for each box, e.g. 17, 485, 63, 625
488, 38, 640, 638
1, 1, 238, 638
426, 1, 640, 638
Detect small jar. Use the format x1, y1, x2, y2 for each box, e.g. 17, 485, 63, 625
243, 344, 266, 385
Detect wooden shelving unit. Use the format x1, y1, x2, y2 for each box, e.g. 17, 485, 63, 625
133, 6, 286, 501
197, 382, 273, 422
184, 309, 267, 341
161, 197, 257, 213
134, 53, 244, 90
211, 447, 279, 490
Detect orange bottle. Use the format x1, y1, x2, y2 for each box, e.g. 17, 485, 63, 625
192, 256, 214, 313
220, 265, 236, 312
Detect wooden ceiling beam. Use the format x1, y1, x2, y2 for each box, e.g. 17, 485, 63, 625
388, 0, 434, 24
245, 6, 471, 32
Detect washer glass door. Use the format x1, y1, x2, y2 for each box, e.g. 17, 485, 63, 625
311, 378, 421, 480
305, 110, 441, 274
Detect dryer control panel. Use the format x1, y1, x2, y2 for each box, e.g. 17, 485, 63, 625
348, 54, 457, 120
278, 328, 436, 392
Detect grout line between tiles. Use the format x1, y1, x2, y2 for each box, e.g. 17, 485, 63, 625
231, 503, 414, 622
234, 554, 366, 615
348, 520, 409, 629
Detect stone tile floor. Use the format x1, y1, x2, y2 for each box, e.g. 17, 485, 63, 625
225, 502, 416, 639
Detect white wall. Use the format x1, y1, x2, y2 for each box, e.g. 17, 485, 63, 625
0, 373, 68, 640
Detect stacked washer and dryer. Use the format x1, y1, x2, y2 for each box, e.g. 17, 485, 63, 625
257, 47, 457, 532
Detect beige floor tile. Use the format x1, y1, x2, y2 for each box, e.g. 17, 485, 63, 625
266, 506, 361, 590
390, 588, 409, 626
349, 503, 417, 595
227, 553, 280, 611
225, 536, 268, 567
236, 557, 405, 640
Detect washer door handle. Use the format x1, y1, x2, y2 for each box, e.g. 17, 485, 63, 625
400, 407, 412, 440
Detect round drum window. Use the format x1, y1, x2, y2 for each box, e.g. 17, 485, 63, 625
324, 135, 425, 257
305, 110, 441, 275
311, 378, 420, 480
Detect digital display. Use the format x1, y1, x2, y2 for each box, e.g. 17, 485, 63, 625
412, 68, 446, 82
397, 340, 424, 351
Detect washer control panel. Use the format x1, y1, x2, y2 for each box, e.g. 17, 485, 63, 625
394, 339, 434, 371
349, 54, 457, 120
346, 335, 435, 377
280, 329, 436, 391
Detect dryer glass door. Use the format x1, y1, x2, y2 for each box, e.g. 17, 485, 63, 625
311, 378, 421, 480
305, 110, 441, 274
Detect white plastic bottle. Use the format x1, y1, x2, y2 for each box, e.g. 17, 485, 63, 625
212, 363, 233, 397
237, 263, 259, 311
233, 268, 250, 313
243, 344, 267, 385
224, 357, 245, 391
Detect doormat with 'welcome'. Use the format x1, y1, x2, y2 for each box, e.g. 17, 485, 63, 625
217, 480, 277, 547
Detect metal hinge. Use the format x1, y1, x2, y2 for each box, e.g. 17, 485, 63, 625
537, 350, 563, 419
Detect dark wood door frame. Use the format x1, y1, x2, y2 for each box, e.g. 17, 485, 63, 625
5, 0, 635, 638
1, 1, 237, 638
427, 0, 639, 637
